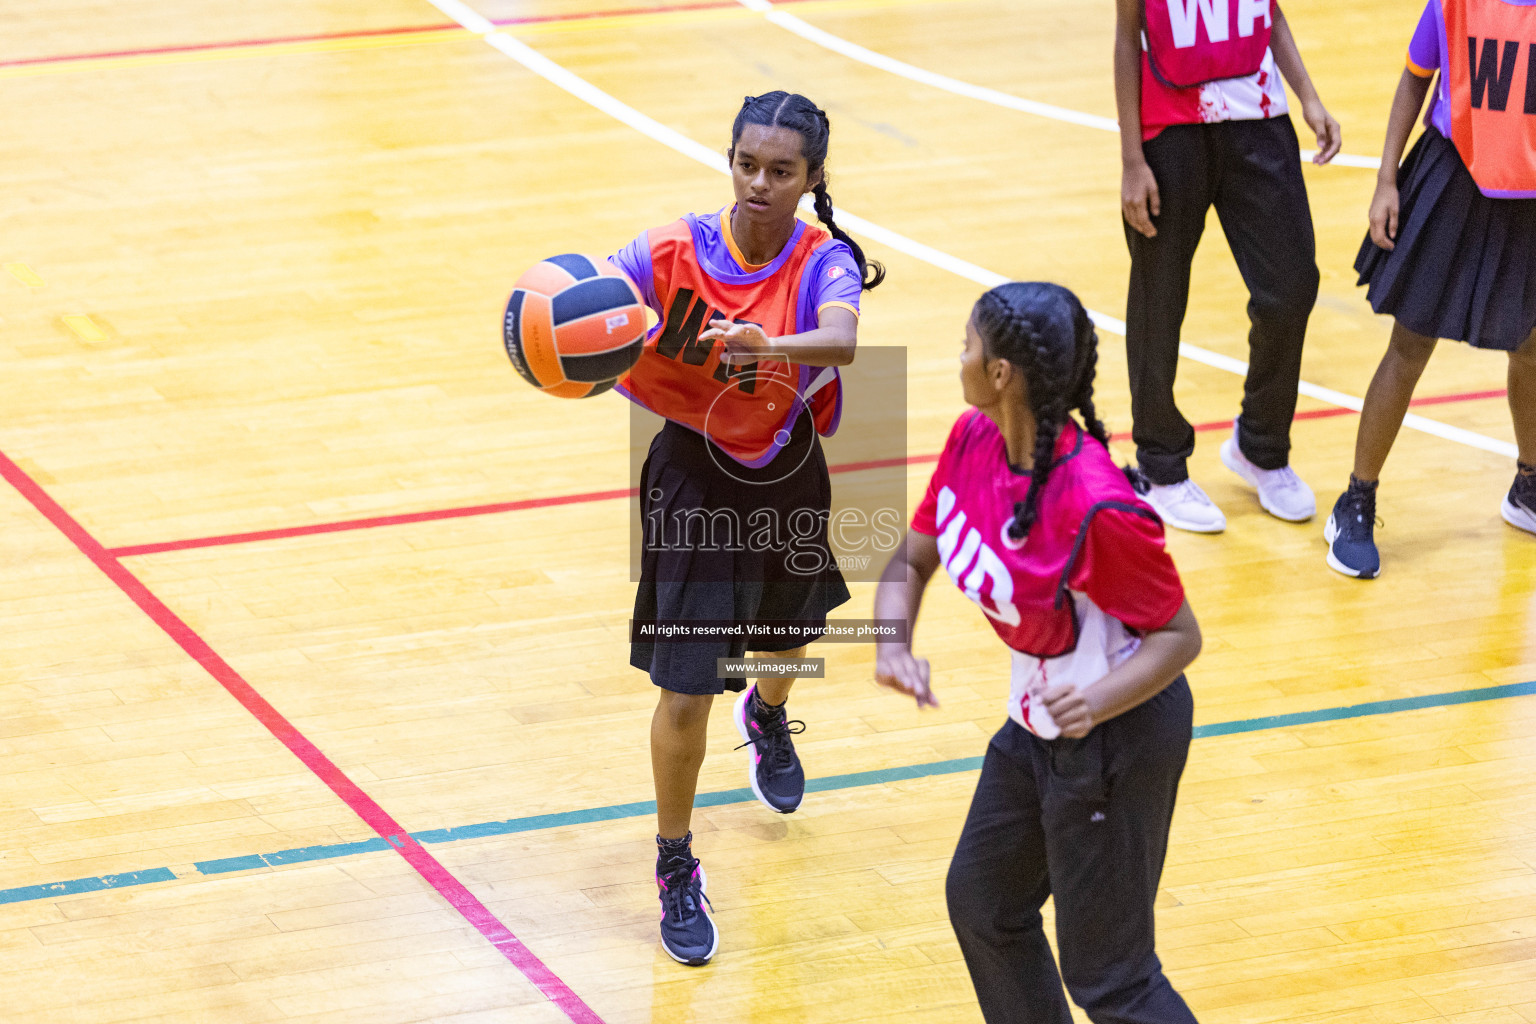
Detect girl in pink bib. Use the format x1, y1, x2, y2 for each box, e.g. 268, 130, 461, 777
875, 283, 1203, 1024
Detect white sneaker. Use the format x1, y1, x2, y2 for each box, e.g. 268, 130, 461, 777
1143, 478, 1227, 533
1503, 496, 1536, 534
1220, 422, 1315, 522
1502, 471, 1536, 535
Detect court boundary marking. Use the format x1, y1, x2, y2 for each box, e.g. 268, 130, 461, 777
103, 387, 1509, 558
0, 6, 1517, 1019
0, 0, 1380, 172
0, 0, 937, 78
736, 0, 1383, 168
2, 679, 1532, 910
0, 20, 462, 67
418, 0, 1520, 465
0, 448, 607, 1024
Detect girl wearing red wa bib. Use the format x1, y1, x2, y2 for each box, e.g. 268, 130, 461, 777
1326, 0, 1536, 579
608, 92, 883, 966
875, 283, 1203, 1024
1115, 0, 1341, 535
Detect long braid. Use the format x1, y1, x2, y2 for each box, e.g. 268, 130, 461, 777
810, 178, 885, 290
975, 288, 1071, 542
1015, 315, 1069, 540
730, 93, 885, 291
976, 282, 1145, 538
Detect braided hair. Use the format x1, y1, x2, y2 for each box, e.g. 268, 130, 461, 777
729, 92, 885, 291
973, 282, 1123, 543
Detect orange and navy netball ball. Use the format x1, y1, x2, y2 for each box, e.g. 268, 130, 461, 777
503, 254, 647, 399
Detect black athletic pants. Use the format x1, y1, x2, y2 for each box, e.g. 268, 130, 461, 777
946, 677, 1196, 1024
1125, 117, 1320, 484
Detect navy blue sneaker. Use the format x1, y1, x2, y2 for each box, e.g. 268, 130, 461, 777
1324, 479, 1381, 579
1501, 468, 1536, 536
657, 855, 716, 966
733, 685, 806, 814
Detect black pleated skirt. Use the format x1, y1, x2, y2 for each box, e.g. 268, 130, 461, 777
630, 413, 850, 695
1356, 126, 1536, 351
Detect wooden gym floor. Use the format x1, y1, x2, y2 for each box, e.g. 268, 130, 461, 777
2, 0, 1533, 1021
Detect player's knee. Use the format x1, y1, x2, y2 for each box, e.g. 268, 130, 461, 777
760, 645, 806, 661
1061, 979, 1116, 1020
1388, 324, 1437, 368
944, 858, 991, 935
1294, 261, 1322, 307
1250, 266, 1318, 326
656, 690, 712, 732
1509, 332, 1536, 369
1061, 965, 1146, 1019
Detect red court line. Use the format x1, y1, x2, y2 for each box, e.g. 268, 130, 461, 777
0, 448, 605, 1024
0, 0, 817, 69
110, 487, 637, 557
105, 386, 1506, 558
1403, 387, 1507, 407
0, 22, 455, 67
1290, 406, 1354, 424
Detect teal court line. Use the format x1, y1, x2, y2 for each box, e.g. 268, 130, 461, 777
3, 680, 1533, 908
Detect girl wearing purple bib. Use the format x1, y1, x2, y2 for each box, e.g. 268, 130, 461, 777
874, 283, 1203, 1024
1325, 0, 1536, 579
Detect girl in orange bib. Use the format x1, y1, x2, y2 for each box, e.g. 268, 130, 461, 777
608, 92, 883, 966
1325, 0, 1536, 579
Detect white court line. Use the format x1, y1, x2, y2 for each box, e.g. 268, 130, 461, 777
737, 0, 1382, 169
424, 0, 1516, 459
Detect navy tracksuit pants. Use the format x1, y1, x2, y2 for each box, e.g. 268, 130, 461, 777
1125, 117, 1320, 484
946, 676, 1197, 1024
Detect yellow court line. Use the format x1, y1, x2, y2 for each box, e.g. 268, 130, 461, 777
62, 315, 108, 342
0, 0, 958, 79
5, 263, 45, 288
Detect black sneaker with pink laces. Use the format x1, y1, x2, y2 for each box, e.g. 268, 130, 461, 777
656, 834, 716, 966
733, 685, 806, 814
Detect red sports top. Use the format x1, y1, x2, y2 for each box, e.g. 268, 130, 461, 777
612, 211, 862, 467
1144, 0, 1273, 88
1138, 0, 1288, 141
912, 411, 1185, 738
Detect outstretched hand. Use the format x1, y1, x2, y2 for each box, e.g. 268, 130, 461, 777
700, 319, 771, 365
875, 645, 937, 709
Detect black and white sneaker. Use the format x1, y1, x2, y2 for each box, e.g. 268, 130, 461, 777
1324, 478, 1381, 579
657, 855, 716, 966
1501, 467, 1536, 535
733, 685, 806, 814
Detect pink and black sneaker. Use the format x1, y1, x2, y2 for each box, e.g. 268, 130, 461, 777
657, 850, 716, 966
733, 684, 806, 814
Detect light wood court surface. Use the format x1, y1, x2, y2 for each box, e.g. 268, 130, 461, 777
2, 0, 1533, 1021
